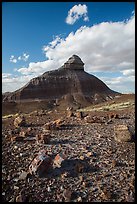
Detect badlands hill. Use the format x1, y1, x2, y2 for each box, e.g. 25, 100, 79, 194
2, 55, 120, 114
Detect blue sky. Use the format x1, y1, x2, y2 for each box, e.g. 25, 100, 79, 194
2, 2, 135, 93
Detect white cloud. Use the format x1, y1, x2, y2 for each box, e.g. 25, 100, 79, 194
2, 73, 13, 79
3, 12, 135, 93
10, 55, 17, 63
12, 59, 17, 63
2, 73, 35, 93
43, 36, 62, 53
22, 53, 30, 61
66, 4, 89, 25
17, 59, 58, 75
121, 69, 135, 76
100, 75, 135, 94
10, 53, 29, 63
43, 12, 135, 74
18, 56, 22, 60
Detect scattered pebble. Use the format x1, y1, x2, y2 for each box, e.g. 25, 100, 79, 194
2, 107, 135, 202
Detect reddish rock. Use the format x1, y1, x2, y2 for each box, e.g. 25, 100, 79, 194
19, 131, 27, 137
84, 115, 104, 123
67, 110, 74, 118
75, 111, 83, 119
63, 189, 72, 202
54, 119, 64, 128
11, 136, 24, 142
108, 113, 119, 119
36, 133, 51, 144
43, 119, 64, 131
29, 150, 52, 176
14, 116, 26, 128
53, 153, 66, 168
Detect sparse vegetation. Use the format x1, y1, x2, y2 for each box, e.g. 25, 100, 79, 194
2, 113, 19, 119
78, 99, 135, 112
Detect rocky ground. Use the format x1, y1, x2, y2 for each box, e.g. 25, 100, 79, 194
2, 96, 135, 202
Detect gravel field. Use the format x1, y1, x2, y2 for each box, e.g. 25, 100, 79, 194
2, 106, 135, 202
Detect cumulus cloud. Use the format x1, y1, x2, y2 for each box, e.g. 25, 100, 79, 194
10, 55, 17, 63
100, 75, 135, 94
10, 53, 29, 63
2, 73, 13, 79
2, 73, 35, 93
42, 13, 135, 75
43, 36, 62, 53
66, 4, 89, 25
17, 59, 58, 75
121, 69, 135, 76
3, 12, 135, 93
22, 53, 30, 61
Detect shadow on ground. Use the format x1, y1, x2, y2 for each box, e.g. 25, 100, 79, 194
35, 157, 100, 178
50, 139, 75, 145
59, 124, 82, 130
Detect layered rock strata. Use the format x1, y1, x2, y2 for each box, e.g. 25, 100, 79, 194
3, 55, 120, 106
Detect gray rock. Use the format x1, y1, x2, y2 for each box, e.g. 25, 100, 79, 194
19, 171, 28, 180
114, 125, 133, 142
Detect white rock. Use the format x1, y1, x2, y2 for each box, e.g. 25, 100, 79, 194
18, 171, 28, 180
14, 185, 19, 190
47, 186, 51, 192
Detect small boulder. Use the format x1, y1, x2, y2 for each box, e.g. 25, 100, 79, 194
108, 113, 118, 120
43, 119, 64, 131
16, 195, 24, 202
53, 153, 66, 168
11, 136, 24, 142
43, 122, 52, 130
67, 110, 74, 118
44, 122, 57, 130
36, 132, 51, 144
75, 111, 83, 119
19, 131, 27, 137
29, 150, 52, 177
84, 115, 104, 123
14, 116, 26, 128
25, 127, 34, 137
54, 119, 64, 128
114, 124, 133, 142
63, 189, 72, 202
15, 190, 26, 202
